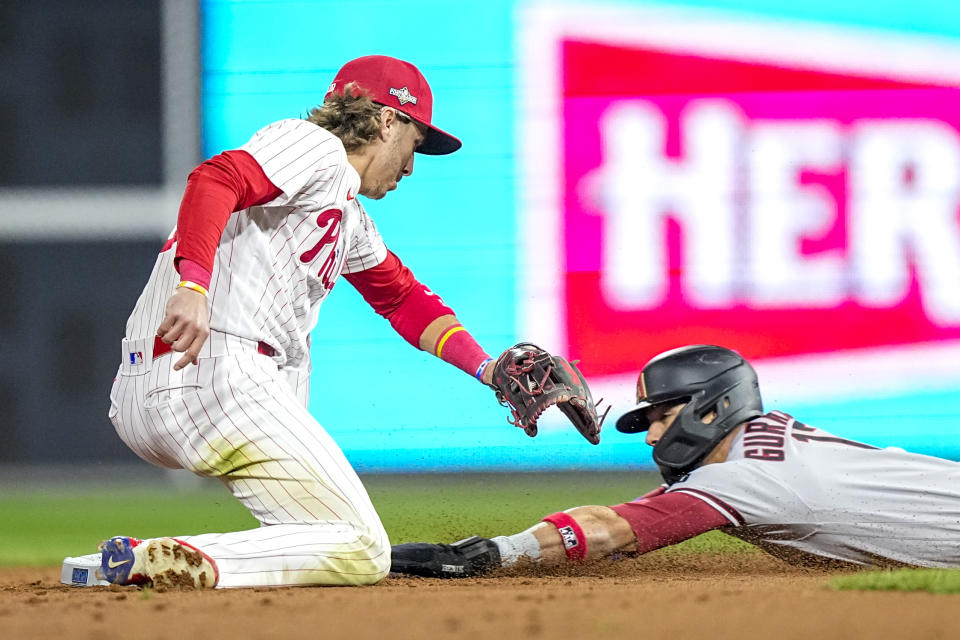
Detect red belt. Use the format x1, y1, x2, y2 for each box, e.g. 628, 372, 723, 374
153, 336, 276, 359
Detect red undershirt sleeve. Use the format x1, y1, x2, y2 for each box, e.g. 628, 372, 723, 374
343, 251, 454, 347
610, 490, 734, 554
172, 149, 283, 287
344, 253, 493, 379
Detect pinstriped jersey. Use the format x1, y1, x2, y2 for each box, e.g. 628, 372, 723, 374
668, 411, 960, 568
124, 119, 387, 370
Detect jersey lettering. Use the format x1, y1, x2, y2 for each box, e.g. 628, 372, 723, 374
299, 209, 342, 264
743, 448, 785, 461
743, 434, 785, 448
299, 208, 344, 290
741, 413, 790, 461
744, 422, 786, 436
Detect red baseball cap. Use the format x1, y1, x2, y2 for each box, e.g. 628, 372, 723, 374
324, 55, 462, 155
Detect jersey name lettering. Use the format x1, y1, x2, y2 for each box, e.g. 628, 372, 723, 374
742, 414, 789, 461
743, 448, 785, 462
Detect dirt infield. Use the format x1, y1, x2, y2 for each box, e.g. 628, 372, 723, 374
3, 552, 959, 640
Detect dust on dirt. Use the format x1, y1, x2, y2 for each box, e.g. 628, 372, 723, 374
3, 552, 958, 640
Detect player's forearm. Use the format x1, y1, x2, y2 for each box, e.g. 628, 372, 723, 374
533, 506, 638, 563
418, 315, 494, 383
496, 497, 723, 568
493, 506, 637, 567
346, 253, 494, 382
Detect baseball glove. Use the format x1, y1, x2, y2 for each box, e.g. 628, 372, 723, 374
488, 343, 607, 445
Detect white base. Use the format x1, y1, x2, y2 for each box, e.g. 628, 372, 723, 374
61, 553, 110, 586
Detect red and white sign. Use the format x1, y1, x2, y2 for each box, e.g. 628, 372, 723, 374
520, 4, 960, 379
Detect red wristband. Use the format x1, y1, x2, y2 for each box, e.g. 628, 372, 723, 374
542, 512, 587, 562
433, 325, 492, 380
177, 258, 213, 290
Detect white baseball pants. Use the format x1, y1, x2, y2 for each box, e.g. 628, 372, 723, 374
108, 331, 390, 587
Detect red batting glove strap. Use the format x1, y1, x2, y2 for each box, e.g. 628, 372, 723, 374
542, 512, 588, 562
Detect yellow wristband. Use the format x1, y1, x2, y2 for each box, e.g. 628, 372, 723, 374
178, 280, 209, 297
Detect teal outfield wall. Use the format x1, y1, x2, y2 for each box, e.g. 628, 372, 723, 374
201, 0, 960, 471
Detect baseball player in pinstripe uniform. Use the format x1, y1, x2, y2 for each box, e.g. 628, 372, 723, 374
99, 56, 519, 589
391, 345, 960, 577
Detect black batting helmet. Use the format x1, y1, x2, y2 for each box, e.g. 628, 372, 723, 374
616, 345, 763, 484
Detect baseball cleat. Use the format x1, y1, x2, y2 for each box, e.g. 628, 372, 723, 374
98, 536, 218, 589
390, 535, 501, 578
98, 536, 146, 585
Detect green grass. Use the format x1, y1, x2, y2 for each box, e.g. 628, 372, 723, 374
0, 487, 257, 566
0, 472, 751, 567
832, 569, 960, 594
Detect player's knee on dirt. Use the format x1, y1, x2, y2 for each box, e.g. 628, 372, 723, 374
351, 531, 391, 585
296, 524, 390, 586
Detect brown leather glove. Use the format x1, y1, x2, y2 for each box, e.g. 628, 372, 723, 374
488, 343, 607, 445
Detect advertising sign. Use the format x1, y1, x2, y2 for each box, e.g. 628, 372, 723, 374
519, 4, 960, 456
521, 4, 960, 372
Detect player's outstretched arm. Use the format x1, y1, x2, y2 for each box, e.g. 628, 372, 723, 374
345, 252, 604, 442
524, 505, 639, 562
344, 252, 496, 383
498, 494, 726, 566
389, 505, 636, 578
390, 491, 728, 578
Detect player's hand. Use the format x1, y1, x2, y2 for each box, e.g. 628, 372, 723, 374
481, 359, 495, 386
156, 288, 210, 371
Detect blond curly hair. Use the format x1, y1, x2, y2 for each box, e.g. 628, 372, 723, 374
306, 82, 414, 152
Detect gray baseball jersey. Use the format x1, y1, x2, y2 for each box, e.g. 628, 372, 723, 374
668, 411, 960, 568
